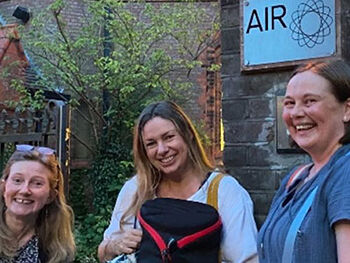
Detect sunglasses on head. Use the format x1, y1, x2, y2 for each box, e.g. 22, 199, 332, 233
16, 144, 56, 156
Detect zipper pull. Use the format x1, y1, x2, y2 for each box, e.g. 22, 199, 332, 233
167, 238, 177, 253
161, 238, 176, 263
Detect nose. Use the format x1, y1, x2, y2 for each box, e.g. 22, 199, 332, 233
19, 182, 31, 195
157, 142, 169, 155
289, 102, 305, 118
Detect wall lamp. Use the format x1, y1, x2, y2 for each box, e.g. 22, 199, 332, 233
12, 6, 30, 24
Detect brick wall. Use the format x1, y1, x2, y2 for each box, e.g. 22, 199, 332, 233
220, 0, 350, 226
0, 24, 27, 102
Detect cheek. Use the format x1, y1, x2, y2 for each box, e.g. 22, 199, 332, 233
145, 148, 157, 163
282, 110, 292, 126
3, 185, 13, 206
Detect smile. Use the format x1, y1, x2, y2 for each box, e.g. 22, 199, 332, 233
15, 198, 33, 204
160, 155, 174, 163
296, 124, 315, 131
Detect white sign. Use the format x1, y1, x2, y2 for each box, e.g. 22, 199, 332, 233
243, 0, 336, 67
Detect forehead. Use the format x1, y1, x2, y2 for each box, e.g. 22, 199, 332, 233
286, 70, 333, 96
142, 117, 176, 140
9, 160, 52, 179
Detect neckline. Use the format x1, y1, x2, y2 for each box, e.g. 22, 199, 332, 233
187, 171, 215, 200
156, 172, 212, 200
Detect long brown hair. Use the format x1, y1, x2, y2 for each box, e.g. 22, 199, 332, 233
121, 101, 214, 225
0, 149, 75, 262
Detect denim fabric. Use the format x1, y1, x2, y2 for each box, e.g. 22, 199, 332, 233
257, 144, 350, 263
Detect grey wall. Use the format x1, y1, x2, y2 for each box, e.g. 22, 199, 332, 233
220, 0, 350, 227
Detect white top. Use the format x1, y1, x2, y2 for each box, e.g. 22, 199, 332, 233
104, 172, 259, 263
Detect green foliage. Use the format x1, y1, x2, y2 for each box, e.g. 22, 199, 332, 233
0, 143, 15, 173
4, 79, 45, 111
20, 0, 218, 148
70, 144, 134, 262
17, 0, 218, 261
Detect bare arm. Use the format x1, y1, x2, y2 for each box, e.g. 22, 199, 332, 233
98, 229, 142, 262
335, 220, 350, 263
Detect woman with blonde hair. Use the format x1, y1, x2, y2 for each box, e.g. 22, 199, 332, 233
0, 144, 75, 262
98, 101, 258, 263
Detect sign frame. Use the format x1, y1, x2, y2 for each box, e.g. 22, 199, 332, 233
240, 0, 341, 72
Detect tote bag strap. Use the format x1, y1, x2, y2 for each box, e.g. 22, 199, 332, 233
282, 186, 318, 263
207, 173, 225, 210
282, 150, 350, 263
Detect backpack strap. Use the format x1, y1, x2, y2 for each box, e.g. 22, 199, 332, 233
207, 173, 225, 210
207, 172, 224, 263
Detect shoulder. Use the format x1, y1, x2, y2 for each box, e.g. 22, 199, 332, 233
208, 172, 253, 206
103, 176, 138, 239
118, 176, 138, 198
322, 146, 350, 189
113, 175, 138, 213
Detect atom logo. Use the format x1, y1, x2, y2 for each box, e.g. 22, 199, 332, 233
289, 0, 333, 48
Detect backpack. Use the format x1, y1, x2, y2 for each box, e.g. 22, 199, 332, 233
136, 173, 224, 263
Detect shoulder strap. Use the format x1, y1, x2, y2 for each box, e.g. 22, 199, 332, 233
282, 150, 350, 263
207, 173, 225, 210
282, 186, 318, 263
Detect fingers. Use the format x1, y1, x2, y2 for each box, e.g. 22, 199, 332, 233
128, 229, 143, 243
121, 229, 142, 251
108, 229, 143, 255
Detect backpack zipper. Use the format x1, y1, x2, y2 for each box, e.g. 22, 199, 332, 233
138, 212, 222, 262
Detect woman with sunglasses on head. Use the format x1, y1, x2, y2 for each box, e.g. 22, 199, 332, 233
98, 101, 258, 263
0, 145, 75, 263
258, 59, 350, 263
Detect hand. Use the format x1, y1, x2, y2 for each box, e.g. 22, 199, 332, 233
109, 229, 143, 255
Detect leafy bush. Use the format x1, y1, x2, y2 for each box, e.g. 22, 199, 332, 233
70, 143, 134, 262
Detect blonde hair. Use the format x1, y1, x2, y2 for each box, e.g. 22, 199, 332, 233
121, 101, 214, 225
0, 149, 75, 262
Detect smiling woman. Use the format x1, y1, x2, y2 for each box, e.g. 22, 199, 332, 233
258, 59, 350, 263
98, 101, 258, 263
0, 145, 75, 263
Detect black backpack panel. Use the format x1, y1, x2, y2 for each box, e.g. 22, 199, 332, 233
137, 198, 222, 263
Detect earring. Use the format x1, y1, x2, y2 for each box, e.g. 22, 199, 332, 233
344, 116, 349, 122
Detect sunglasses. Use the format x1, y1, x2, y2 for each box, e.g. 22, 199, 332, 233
16, 144, 56, 156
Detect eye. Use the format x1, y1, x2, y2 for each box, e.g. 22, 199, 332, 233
145, 141, 156, 148
165, 134, 175, 140
31, 180, 45, 188
11, 177, 23, 185
305, 98, 316, 106
283, 99, 294, 108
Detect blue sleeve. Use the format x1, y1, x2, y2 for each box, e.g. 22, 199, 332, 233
327, 156, 350, 226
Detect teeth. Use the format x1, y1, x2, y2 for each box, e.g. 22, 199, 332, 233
296, 124, 314, 131
15, 198, 32, 204
161, 156, 174, 163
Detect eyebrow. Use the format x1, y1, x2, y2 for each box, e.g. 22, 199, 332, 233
9, 173, 47, 180
143, 129, 177, 141
284, 93, 322, 99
